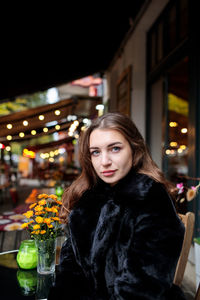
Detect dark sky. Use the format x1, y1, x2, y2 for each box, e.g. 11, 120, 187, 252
0, 1, 145, 101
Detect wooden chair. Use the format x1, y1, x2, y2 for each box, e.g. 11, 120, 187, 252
195, 281, 200, 300
173, 212, 195, 286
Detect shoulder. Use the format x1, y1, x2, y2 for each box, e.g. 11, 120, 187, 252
114, 170, 169, 204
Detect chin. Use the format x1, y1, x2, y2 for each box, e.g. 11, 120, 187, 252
101, 177, 119, 186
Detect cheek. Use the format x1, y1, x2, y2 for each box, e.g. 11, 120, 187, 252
122, 151, 132, 168
91, 158, 99, 172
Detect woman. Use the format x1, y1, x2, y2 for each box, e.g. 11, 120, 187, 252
49, 112, 186, 299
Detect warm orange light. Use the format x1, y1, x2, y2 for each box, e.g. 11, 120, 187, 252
23, 148, 36, 158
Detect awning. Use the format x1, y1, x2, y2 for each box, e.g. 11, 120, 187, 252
0, 95, 101, 143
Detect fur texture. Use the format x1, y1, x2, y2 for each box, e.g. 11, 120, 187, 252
49, 169, 186, 299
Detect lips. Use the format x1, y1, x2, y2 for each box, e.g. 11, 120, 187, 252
102, 170, 117, 177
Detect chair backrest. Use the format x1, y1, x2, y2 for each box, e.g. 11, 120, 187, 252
173, 212, 195, 286
195, 282, 200, 300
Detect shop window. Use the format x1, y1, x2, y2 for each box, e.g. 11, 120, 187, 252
147, 0, 188, 74
168, 4, 177, 51
164, 57, 189, 183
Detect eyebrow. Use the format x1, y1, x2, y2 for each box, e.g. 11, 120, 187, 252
89, 142, 123, 150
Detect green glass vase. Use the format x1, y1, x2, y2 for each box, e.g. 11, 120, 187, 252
17, 239, 38, 269
17, 269, 37, 296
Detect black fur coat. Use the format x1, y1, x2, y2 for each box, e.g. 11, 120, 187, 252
49, 169, 186, 299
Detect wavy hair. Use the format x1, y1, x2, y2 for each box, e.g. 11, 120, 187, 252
60, 112, 176, 222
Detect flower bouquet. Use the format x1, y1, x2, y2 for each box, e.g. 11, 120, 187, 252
176, 182, 200, 203
21, 193, 63, 274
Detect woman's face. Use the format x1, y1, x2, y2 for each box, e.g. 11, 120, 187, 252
89, 129, 133, 186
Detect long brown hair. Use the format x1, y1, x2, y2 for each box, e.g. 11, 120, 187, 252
60, 112, 176, 222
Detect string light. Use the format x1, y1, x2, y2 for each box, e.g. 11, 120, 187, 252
7, 135, 12, 140
169, 122, 178, 127
23, 120, 29, 126
6, 146, 11, 151
50, 151, 55, 157
55, 125, 60, 130
180, 145, 186, 150
55, 110, 61, 115
7, 124, 12, 129
19, 132, 25, 138
43, 127, 48, 133
170, 142, 178, 147
39, 115, 44, 120
31, 130, 37, 135
181, 128, 188, 133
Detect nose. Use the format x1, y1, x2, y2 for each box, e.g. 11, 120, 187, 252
101, 151, 111, 166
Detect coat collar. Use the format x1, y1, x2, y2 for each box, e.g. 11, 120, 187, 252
93, 168, 155, 203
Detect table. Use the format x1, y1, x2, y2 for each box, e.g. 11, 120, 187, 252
0, 210, 27, 252
0, 250, 57, 300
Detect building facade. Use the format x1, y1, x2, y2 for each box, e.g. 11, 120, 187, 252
105, 0, 200, 238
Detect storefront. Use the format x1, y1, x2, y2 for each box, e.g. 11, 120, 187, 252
106, 0, 200, 236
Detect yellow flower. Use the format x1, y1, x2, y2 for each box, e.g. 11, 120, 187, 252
31, 231, 36, 234
23, 210, 34, 218
35, 216, 44, 223
38, 199, 46, 206
33, 224, 40, 230
21, 222, 29, 229
35, 230, 40, 234
35, 205, 44, 212
51, 207, 58, 213
47, 224, 53, 228
29, 203, 37, 209
40, 230, 46, 234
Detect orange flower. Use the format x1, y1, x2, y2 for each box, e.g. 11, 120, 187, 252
35, 205, 44, 212
47, 224, 53, 228
45, 207, 52, 212
35, 211, 45, 215
38, 193, 48, 199
56, 200, 62, 205
38, 199, 46, 206
44, 218, 52, 224
29, 203, 37, 209
23, 210, 34, 218
49, 194, 58, 200
52, 217, 60, 221
40, 230, 46, 234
